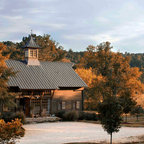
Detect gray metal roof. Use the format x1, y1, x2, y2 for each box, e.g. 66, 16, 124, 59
24, 36, 40, 49
6, 60, 87, 90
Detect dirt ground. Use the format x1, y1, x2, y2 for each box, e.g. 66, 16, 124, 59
19, 122, 144, 144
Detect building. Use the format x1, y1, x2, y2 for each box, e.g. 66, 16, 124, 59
6, 35, 87, 117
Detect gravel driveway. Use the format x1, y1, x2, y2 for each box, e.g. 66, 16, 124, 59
19, 122, 144, 144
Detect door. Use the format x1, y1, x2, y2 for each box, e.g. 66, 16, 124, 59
24, 98, 30, 117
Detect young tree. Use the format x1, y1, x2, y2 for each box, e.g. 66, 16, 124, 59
0, 43, 15, 112
97, 96, 122, 144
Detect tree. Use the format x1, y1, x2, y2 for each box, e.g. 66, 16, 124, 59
97, 96, 122, 144
3, 34, 66, 62
119, 92, 136, 122
131, 105, 144, 121
0, 119, 25, 144
79, 42, 143, 105
0, 43, 15, 112
75, 68, 103, 110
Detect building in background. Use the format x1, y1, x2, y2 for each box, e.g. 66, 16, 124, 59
6, 35, 87, 117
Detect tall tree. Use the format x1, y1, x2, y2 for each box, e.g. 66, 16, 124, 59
80, 42, 143, 102
3, 34, 66, 62
0, 43, 15, 112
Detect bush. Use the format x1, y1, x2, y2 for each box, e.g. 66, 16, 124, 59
55, 110, 66, 120
79, 112, 98, 121
63, 111, 79, 121
0, 112, 13, 123
0, 119, 25, 144
0, 112, 26, 124
13, 112, 26, 124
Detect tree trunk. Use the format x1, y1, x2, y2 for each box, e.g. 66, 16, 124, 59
125, 114, 127, 123
136, 114, 139, 121
110, 133, 112, 144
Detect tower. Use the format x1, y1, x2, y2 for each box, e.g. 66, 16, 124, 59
24, 35, 41, 65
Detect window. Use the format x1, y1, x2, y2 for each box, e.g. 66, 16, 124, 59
73, 102, 76, 110
58, 102, 61, 110
30, 49, 37, 58
76, 101, 80, 109
33, 50, 37, 57
44, 90, 51, 95
62, 101, 66, 110
30, 50, 33, 57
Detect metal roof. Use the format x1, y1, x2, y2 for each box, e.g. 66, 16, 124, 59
24, 36, 40, 49
6, 60, 87, 90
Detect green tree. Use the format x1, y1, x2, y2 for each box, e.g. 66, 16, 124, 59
131, 105, 144, 121
119, 91, 136, 122
97, 96, 122, 144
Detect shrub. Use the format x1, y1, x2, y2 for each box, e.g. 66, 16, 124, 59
63, 111, 79, 121
55, 110, 66, 120
79, 112, 98, 121
0, 119, 25, 144
13, 112, 26, 124
0, 112, 13, 123
0, 112, 26, 124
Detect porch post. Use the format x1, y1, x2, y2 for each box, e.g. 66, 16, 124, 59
50, 90, 55, 114
82, 90, 84, 111
39, 92, 44, 116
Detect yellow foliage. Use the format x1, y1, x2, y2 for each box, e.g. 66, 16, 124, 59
75, 68, 97, 87
0, 119, 25, 144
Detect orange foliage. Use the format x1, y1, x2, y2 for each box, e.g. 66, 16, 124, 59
75, 68, 96, 87
0, 119, 25, 144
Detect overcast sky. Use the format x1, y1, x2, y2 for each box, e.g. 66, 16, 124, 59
0, 0, 144, 53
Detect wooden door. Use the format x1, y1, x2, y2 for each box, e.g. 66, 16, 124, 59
24, 98, 30, 117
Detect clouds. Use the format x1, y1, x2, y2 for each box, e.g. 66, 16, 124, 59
0, 0, 144, 53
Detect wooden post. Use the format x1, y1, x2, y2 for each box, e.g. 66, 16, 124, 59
81, 90, 84, 111
50, 90, 55, 114
39, 92, 44, 117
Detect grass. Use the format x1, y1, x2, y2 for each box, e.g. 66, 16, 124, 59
79, 115, 144, 127
72, 115, 144, 144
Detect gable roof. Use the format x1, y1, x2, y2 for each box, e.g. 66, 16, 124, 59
6, 60, 87, 90
24, 36, 40, 49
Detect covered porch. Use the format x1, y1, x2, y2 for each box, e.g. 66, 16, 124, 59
16, 90, 55, 117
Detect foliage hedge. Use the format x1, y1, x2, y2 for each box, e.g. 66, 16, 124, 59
55, 111, 98, 121
0, 112, 26, 124
0, 119, 25, 144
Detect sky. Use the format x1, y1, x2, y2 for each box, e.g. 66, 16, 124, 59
0, 0, 144, 53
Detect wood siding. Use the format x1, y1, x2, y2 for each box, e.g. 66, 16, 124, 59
52, 90, 82, 113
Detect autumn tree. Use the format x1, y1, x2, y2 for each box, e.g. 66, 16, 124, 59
3, 34, 66, 62
0, 43, 15, 112
80, 42, 143, 103
75, 68, 103, 110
